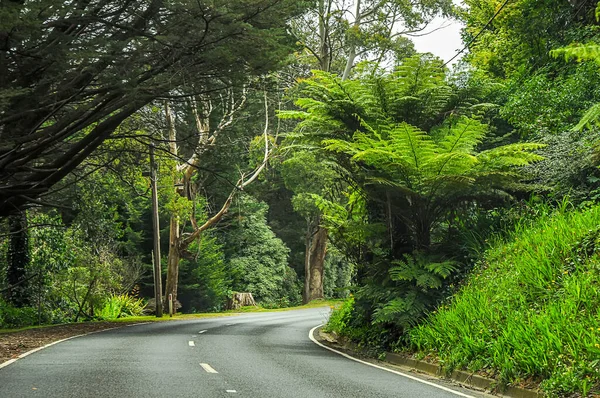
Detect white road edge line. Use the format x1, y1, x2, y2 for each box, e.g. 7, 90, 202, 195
188, 341, 195, 347
309, 324, 477, 398
200, 363, 218, 373
198, 330, 207, 334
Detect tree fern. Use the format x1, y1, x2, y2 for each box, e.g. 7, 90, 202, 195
280, 53, 543, 333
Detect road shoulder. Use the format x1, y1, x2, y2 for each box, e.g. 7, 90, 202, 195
310, 325, 535, 398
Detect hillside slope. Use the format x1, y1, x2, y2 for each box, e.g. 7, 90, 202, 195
410, 204, 600, 397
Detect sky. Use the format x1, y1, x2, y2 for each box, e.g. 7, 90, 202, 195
410, 15, 465, 65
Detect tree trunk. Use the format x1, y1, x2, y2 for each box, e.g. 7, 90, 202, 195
304, 218, 328, 303
415, 219, 432, 250
341, 0, 361, 80
6, 212, 30, 307
303, 219, 312, 302
318, 0, 331, 72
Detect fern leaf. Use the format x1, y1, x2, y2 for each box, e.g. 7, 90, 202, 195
573, 103, 600, 131
277, 110, 310, 120
435, 117, 487, 155
424, 260, 457, 278
477, 143, 545, 169
416, 273, 442, 289
550, 43, 600, 65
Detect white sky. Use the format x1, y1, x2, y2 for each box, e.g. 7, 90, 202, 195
410, 16, 465, 65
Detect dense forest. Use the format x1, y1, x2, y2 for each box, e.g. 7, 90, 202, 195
2, 0, 600, 396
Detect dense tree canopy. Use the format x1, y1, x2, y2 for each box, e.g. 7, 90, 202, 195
0, 0, 307, 216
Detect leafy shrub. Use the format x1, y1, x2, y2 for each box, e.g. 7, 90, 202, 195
0, 299, 38, 329
324, 295, 355, 335
98, 294, 145, 320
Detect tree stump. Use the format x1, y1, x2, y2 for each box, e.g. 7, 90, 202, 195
143, 298, 181, 315
225, 292, 257, 310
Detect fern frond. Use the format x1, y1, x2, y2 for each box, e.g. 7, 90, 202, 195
372, 292, 426, 327
322, 138, 361, 156
372, 298, 409, 324
424, 260, 457, 278
277, 110, 310, 120
389, 257, 417, 281
362, 177, 416, 196
423, 152, 479, 177
388, 123, 436, 171
435, 117, 487, 155
416, 273, 442, 289
550, 43, 600, 65
295, 97, 326, 110
573, 103, 600, 131
477, 143, 545, 169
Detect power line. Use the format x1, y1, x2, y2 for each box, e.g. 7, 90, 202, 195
442, 0, 512, 67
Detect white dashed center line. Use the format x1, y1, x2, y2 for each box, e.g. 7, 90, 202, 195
188, 341, 195, 347
226, 390, 237, 393
200, 363, 218, 373
198, 330, 207, 334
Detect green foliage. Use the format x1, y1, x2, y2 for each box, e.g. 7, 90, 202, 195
283, 56, 544, 251
281, 55, 545, 345
525, 129, 600, 203
500, 63, 600, 136
0, 0, 310, 216
0, 299, 38, 329
221, 195, 296, 305
323, 247, 354, 299
551, 43, 600, 66
280, 151, 340, 218
324, 295, 355, 335
410, 203, 600, 396
1, 161, 148, 324
178, 233, 229, 312
462, 0, 598, 78
371, 252, 456, 328
98, 294, 145, 320
6, 213, 31, 307
550, 5, 600, 133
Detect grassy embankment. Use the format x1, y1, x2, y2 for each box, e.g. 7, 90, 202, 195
410, 204, 600, 396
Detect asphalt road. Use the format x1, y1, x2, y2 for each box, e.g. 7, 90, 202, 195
0, 307, 490, 397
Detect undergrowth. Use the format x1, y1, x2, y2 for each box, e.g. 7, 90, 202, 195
98, 294, 145, 320
410, 203, 600, 397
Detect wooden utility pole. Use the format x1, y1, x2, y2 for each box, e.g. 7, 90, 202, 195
149, 144, 163, 317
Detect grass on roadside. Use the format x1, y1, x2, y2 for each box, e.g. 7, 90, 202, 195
0, 299, 338, 334
409, 203, 600, 397
223, 299, 341, 313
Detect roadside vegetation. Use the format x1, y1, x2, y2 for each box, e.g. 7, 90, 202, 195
411, 203, 600, 396
2, 0, 600, 396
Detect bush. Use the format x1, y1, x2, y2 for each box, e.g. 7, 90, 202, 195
0, 299, 38, 329
324, 295, 355, 335
98, 294, 145, 320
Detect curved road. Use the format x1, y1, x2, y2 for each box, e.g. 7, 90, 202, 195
0, 307, 489, 397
